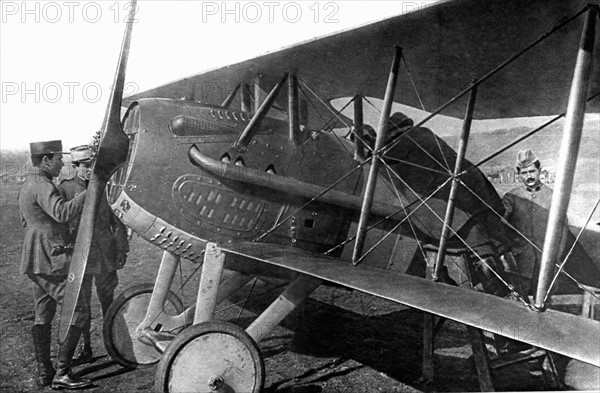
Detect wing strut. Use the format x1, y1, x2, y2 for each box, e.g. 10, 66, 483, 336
241, 83, 252, 112
352, 46, 402, 264
353, 95, 366, 160
535, 6, 598, 310
221, 83, 241, 108
288, 74, 301, 144
433, 81, 478, 280
235, 74, 288, 149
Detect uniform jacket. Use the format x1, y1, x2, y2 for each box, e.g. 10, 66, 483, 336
503, 183, 599, 292
58, 176, 129, 275
19, 171, 86, 275
383, 126, 506, 241
502, 184, 564, 277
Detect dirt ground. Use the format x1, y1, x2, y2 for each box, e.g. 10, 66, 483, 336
1, 182, 569, 392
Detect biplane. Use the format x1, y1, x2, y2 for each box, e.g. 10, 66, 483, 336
59, 0, 600, 391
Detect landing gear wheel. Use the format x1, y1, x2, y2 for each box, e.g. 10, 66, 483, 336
155, 321, 265, 393
103, 283, 184, 367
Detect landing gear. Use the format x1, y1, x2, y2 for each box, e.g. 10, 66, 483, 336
154, 321, 264, 393
103, 283, 184, 367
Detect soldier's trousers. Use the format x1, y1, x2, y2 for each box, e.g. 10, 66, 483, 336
28, 273, 91, 328
80, 270, 119, 317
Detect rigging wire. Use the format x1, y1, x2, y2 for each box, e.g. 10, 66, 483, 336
379, 159, 528, 305
235, 277, 259, 325
296, 75, 352, 129
325, 177, 453, 256
458, 178, 598, 302
255, 161, 368, 241
296, 82, 353, 156
378, 6, 589, 158
352, 165, 430, 266
464, 91, 599, 175
400, 54, 452, 171
140, 252, 206, 333
543, 198, 600, 305
362, 96, 453, 175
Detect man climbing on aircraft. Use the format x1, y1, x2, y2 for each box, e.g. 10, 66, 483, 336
58, 145, 129, 365
18, 140, 92, 389
365, 113, 516, 297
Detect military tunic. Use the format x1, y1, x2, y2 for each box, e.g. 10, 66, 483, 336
18, 171, 89, 326
58, 175, 128, 316
502, 184, 570, 293
19, 172, 86, 275
58, 175, 128, 275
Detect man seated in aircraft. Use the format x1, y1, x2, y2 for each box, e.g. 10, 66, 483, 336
363, 113, 515, 297
18, 140, 92, 389
58, 145, 129, 364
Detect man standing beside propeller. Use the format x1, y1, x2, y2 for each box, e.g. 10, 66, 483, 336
58, 144, 129, 365
18, 140, 93, 389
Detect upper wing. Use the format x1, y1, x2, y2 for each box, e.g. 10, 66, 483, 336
126, 0, 599, 123
223, 241, 600, 367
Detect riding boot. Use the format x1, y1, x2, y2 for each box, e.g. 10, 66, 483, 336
72, 319, 93, 365
32, 324, 55, 387
51, 326, 92, 390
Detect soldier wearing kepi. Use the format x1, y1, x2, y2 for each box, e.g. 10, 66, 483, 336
58, 145, 129, 364
18, 140, 92, 389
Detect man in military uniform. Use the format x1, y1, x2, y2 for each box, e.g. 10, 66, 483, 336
18, 140, 92, 389
58, 145, 129, 364
502, 149, 571, 296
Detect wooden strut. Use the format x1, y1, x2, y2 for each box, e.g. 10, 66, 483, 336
138, 248, 254, 353
433, 81, 478, 280
353, 95, 365, 160
352, 46, 402, 265
241, 83, 252, 112
235, 74, 288, 149
194, 243, 226, 324
143, 251, 180, 328
221, 83, 241, 108
254, 74, 266, 112
288, 74, 301, 145
246, 274, 322, 343
380, 6, 589, 158
535, 6, 597, 309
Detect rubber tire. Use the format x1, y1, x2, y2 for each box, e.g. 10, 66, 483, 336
103, 283, 184, 368
155, 321, 265, 393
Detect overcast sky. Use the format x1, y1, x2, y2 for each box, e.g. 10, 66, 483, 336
1, 1, 598, 224
1, 0, 438, 150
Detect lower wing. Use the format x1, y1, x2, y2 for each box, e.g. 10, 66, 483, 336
223, 242, 600, 367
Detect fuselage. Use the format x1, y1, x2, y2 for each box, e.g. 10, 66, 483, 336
109, 98, 390, 268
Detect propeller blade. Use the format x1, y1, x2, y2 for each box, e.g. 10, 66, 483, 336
58, 0, 136, 343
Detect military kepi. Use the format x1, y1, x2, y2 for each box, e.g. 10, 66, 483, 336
516, 149, 539, 169
70, 145, 93, 164
29, 140, 67, 156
